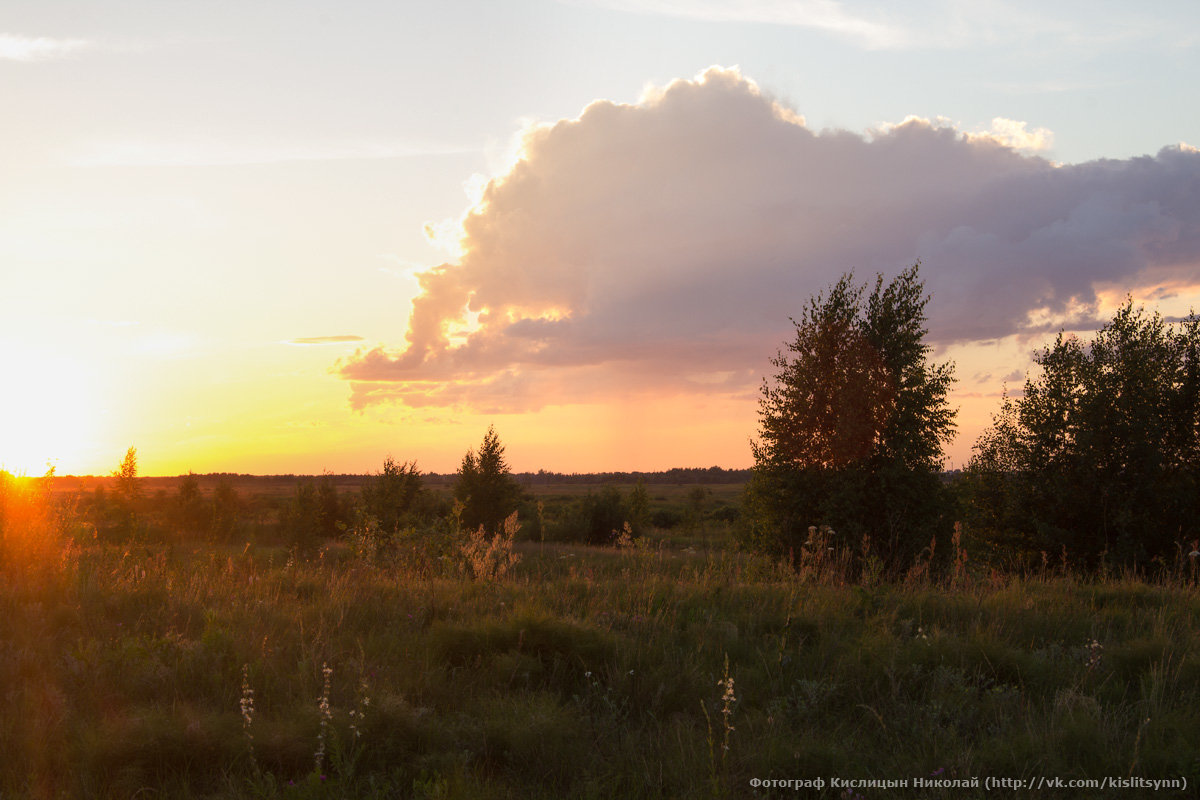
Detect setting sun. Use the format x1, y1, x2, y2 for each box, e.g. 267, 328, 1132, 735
0, 346, 102, 476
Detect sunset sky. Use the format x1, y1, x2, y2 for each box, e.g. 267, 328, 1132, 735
3, 1, 1199, 476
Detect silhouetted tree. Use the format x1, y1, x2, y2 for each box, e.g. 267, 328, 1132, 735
966, 300, 1200, 567
628, 479, 650, 532
315, 474, 344, 538
210, 476, 240, 542
454, 426, 523, 535
740, 264, 956, 570
172, 472, 208, 537
108, 446, 142, 538
361, 457, 422, 533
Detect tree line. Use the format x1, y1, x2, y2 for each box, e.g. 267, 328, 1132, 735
742, 262, 1200, 576
64, 264, 1200, 578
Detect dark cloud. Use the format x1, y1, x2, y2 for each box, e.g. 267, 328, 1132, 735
339, 68, 1200, 411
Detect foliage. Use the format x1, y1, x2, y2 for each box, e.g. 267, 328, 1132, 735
114, 446, 142, 505
454, 426, 523, 536
459, 510, 522, 580
628, 479, 650, 530
360, 458, 422, 533
210, 476, 242, 542
966, 300, 1200, 567
104, 446, 143, 539
548, 485, 649, 545
283, 476, 345, 553
741, 264, 956, 571
171, 472, 208, 538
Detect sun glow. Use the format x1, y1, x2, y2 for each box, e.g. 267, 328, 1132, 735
0, 345, 103, 476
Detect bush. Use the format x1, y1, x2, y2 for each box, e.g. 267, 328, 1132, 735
553, 486, 641, 545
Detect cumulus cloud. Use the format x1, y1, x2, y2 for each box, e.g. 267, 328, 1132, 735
0, 33, 88, 61
971, 118, 1054, 153
339, 67, 1200, 412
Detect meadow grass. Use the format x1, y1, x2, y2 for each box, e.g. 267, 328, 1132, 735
1, 482, 1198, 797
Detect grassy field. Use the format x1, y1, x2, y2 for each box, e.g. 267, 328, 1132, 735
2, 476, 1198, 798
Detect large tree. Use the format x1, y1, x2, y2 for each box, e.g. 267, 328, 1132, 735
454, 426, 523, 535
741, 264, 956, 570
966, 301, 1200, 567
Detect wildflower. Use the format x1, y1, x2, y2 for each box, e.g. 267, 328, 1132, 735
240, 664, 256, 734
314, 662, 333, 775
718, 655, 737, 751
240, 664, 260, 776
349, 674, 370, 739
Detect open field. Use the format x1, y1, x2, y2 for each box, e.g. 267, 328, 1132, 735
2, 476, 1198, 798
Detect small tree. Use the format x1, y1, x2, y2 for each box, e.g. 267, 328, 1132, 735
210, 477, 241, 542
172, 472, 208, 538
741, 264, 956, 571
454, 426, 523, 536
108, 446, 142, 538
114, 447, 141, 504
628, 479, 650, 532
361, 458, 421, 533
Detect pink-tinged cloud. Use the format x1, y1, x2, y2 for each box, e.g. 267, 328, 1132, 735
338, 67, 1200, 412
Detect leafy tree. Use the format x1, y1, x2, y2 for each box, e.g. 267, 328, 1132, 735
106, 446, 142, 539
966, 300, 1200, 567
684, 486, 710, 533
740, 264, 956, 570
281, 475, 345, 552
315, 474, 344, 538
361, 458, 422, 533
569, 486, 635, 545
628, 479, 650, 531
172, 472, 208, 537
284, 480, 323, 552
210, 477, 240, 542
113, 447, 141, 504
454, 426, 523, 535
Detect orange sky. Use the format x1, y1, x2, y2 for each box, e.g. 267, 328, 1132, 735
4, 7, 1199, 477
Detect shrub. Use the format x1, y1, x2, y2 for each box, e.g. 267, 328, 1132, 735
554, 486, 641, 545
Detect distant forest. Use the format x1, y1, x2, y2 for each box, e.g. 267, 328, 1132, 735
60, 466, 754, 488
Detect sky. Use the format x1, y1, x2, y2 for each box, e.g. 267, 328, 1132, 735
2, 0, 1199, 476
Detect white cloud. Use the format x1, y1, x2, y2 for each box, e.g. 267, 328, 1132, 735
971, 118, 1054, 153
339, 67, 1200, 413
0, 33, 89, 61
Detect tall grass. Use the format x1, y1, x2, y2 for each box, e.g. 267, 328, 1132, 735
0, 481, 1198, 797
